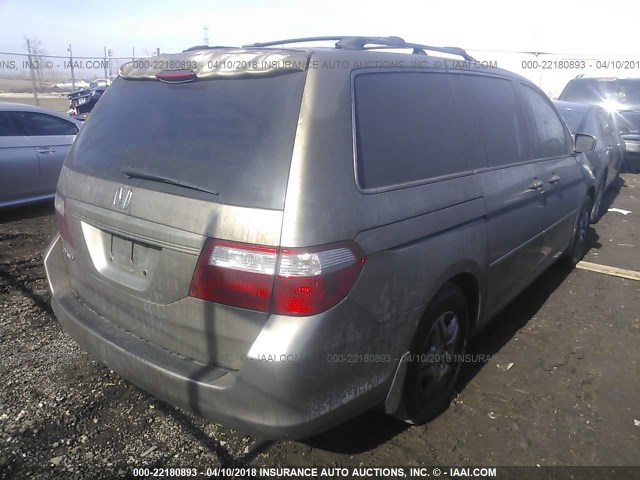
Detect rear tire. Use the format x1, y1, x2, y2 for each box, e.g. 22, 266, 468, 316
560, 196, 592, 267
404, 285, 469, 425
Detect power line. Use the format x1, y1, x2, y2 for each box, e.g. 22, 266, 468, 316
0, 51, 142, 60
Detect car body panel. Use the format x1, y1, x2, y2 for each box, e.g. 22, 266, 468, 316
554, 100, 623, 192
0, 103, 80, 208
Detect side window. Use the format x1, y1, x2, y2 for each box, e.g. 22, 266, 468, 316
464, 75, 527, 167
354, 72, 470, 189
13, 112, 78, 136
522, 86, 571, 158
0, 112, 21, 136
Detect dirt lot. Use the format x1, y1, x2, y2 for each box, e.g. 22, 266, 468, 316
0, 94, 69, 113
0, 176, 639, 479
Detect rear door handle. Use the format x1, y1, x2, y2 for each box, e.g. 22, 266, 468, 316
36, 147, 55, 154
529, 178, 544, 190
548, 173, 561, 184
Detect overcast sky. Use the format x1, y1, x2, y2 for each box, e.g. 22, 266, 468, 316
1, 0, 640, 95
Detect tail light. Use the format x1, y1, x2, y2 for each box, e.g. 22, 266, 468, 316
54, 193, 74, 248
189, 239, 365, 316
155, 69, 196, 83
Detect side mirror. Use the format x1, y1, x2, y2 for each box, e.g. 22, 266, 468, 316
574, 133, 596, 153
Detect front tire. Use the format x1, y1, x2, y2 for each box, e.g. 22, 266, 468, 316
404, 285, 469, 425
561, 196, 591, 267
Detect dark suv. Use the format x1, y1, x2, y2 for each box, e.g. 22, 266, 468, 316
559, 77, 640, 110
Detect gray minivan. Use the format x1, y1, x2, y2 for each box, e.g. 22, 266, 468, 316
44, 36, 595, 439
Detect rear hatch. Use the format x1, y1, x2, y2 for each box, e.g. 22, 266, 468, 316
57, 48, 308, 369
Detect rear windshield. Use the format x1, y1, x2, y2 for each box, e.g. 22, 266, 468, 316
556, 107, 586, 133
66, 72, 306, 210
560, 79, 640, 109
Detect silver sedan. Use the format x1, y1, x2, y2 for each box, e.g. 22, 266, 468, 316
0, 102, 81, 209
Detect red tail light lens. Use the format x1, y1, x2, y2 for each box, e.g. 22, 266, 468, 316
273, 244, 365, 315
189, 240, 277, 312
155, 69, 196, 83
189, 239, 365, 316
54, 193, 74, 248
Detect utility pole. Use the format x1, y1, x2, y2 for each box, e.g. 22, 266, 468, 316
25, 38, 39, 106
203, 25, 209, 46
156, 48, 160, 56
103, 47, 108, 80
108, 49, 113, 80
67, 43, 75, 90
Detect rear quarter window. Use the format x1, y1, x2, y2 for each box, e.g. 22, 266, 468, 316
353, 72, 474, 190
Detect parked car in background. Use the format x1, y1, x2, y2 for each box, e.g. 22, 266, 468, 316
559, 76, 640, 111
67, 85, 107, 120
52, 80, 90, 92
45, 36, 596, 440
89, 78, 111, 89
0, 103, 81, 209
614, 109, 640, 173
554, 100, 623, 222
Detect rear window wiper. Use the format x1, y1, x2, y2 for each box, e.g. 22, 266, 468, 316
122, 167, 219, 195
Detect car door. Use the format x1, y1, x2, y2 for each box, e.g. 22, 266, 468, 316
520, 85, 583, 268
11, 111, 78, 195
462, 75, 545, 317
0, 111, 40, 206
598, 110, 624, 185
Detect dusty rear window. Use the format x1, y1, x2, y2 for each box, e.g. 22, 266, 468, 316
66, 72, 306, 209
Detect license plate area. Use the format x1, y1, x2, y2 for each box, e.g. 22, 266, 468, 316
109, 234, 159, 276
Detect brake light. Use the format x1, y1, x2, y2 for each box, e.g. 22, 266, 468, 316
54, 194, 74, 248
155, 69, 196, 83
189, 239, 365, 316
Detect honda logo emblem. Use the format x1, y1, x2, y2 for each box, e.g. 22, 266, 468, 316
113, 187, 133, 210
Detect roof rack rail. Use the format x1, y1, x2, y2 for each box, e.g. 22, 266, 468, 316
243, 36, 349, 48
243, 36, 475, 61
335, 36, 406, 49
183, 45, 235, 52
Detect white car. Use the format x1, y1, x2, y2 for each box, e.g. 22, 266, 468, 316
0, 102, 82, 208
89, 78, 111, 88
52, 80, 90, 92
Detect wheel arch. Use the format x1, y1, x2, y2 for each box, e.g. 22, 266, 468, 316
383, 266, 484, 418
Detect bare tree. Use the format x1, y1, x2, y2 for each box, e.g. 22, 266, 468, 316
24, 36, 47, 87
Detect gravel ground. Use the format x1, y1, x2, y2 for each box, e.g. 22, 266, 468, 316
1, 176, 639, 479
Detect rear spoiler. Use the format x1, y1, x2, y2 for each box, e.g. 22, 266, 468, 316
119, 48, 310, 80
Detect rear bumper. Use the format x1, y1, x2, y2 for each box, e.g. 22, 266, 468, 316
44, 234, 394, 439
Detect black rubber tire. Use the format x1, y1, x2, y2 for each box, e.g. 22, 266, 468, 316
404, 284, 469, 425
560, 197, 592, 267
590, 176, 606, 224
